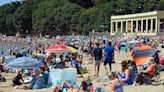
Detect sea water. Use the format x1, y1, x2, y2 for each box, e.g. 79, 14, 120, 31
0, 43, 26, 57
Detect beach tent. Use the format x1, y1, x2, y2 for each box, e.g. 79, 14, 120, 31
152, 35, 164, 40
134, 43, 144, 47
120, 42, 128, 51
132, 43, 145, 52
128, 40, 140, 44
133, 45, 157, 65
130, 43, 145, 56
49, 68, 77, 86
45, 45, 69, 53
6, 57, 42, 69
119, 37, 128, 42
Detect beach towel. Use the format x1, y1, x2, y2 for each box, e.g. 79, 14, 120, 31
24, 77, 32, 84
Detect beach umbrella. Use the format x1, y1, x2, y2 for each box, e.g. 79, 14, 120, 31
133, 45, 157, 65
4, 56, 16, 64
152, 35, 164, 40
45, 45, 69, 53
21, 49, 28, 56
134, 43, 144, 47
67, 46, 78, 53
128, 40, 140, 44
119, 37, 128, 42
6, 57, 42, 69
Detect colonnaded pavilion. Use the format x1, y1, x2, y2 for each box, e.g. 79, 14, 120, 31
110, 11, 164, 36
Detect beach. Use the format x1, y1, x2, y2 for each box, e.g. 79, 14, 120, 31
1, 50, 164, 92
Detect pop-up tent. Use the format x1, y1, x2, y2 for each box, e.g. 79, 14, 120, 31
133, 45, 157, 65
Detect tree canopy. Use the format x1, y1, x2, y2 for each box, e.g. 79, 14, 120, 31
0, 0, 163, 35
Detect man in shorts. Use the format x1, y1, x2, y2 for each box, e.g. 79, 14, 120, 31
104, 41, 114, 73
93, 43, 102, 77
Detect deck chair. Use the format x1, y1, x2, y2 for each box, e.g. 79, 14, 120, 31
143, 65, 161, 85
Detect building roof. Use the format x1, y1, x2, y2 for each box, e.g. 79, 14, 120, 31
111, 11, 164, 20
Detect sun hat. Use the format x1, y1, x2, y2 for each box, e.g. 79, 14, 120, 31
146, 57, 154, 63
56, 58, 61, 63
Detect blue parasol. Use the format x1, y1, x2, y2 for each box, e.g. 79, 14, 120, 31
6, 57, 43, 69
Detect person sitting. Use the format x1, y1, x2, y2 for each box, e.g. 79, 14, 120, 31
29, 70, 47, 89
104, 72, 123, 92
65, 53, 71, 62
0, 73, 6, 82
77, 55, 82, 67
12, 70, 24, 86
71, 56, 81, 74
53, 77, 91, 92
128, 60, 138, 85
39, 67, 49, 86
120, 61, 135, 85
135, 57, 157, 85
0, 57, 5, 72
54, 58, 66, 69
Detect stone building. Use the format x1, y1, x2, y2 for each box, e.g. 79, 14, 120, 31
110, 11, 164, 36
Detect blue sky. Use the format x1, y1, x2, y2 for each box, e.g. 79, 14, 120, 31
0, 0, 20, 5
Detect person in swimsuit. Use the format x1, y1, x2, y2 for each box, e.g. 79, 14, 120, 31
121, 61, 134, 85
104, 72, 123, 92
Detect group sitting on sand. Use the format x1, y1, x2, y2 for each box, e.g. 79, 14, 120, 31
12, 67, 49, 89
0, 35, 163, 92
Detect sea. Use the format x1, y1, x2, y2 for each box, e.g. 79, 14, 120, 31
0, 42, 32, 63
0, 43, 24, 56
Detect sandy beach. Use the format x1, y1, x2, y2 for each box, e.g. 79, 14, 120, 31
0, 50, 164, 92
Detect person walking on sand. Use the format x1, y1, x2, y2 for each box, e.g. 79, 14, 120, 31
103, 41, 115, 73
93, 43, 102, 77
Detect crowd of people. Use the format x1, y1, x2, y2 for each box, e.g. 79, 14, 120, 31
0, 34, 164, 92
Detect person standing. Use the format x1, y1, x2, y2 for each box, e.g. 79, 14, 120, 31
103, 41, 115, 73
93, 43, 102, 77
88, 44, 94, 63
0, 57, 5, 72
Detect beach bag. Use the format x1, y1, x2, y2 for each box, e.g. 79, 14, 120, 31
79, 67, 88, 74
0, 74, 6, 82
95, 87, 105, 92
81, 81, 88, 91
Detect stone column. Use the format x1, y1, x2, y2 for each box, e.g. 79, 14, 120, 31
121, 21, 123, 33
126, 21, 128, 33
110, 21, 113, 33
116, 22, 118, 33
131, 20, 133, 33
146, 19, 148, 33
136, 20, 138, 32
141, 20, 143, 33
155, 18, 158, 33
151, 19, 153, 32
158, 19, 160, 32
